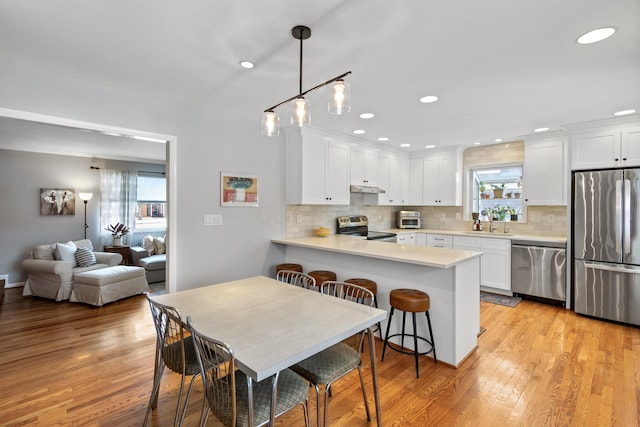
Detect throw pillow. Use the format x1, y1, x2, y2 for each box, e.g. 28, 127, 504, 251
54, 241, 78, 267
142, 234, 155, 255
75, 247, 97, 267
153, 236, 166, 255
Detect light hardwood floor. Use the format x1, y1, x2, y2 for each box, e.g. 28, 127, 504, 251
1, 287, 638, 426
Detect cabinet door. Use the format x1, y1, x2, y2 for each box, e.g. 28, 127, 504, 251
408, 158, 423, 205
523, 137, 566, 205
326, 140, 350, 204
364, 150, 379, 186
438, 153, 461, 205
427, 234, 453, 249
571, 128, 621, 170
621, 126, 640, 167
416, 233, 427, 246
422, 156, 440, 205
350, 145, 378, 185
401, 158, 410, 205
301, 135, 329, 204
377, 154, 391, 205
481, 239, 511, 292
388, 155, 404, 205
397, 233, 416, 245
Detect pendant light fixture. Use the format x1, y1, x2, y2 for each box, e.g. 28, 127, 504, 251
261, 25, 352, 137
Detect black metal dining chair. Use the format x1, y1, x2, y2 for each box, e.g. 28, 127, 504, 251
144, 296, 203, 427
187, 316, 310, 427
290, 281, 374, 427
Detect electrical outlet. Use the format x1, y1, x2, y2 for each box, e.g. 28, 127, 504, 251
547, 214, 555, 223
531, 213, 542, 223
439, 213, 446, 222
204, 214, 223, 226
455, 212, 462, 220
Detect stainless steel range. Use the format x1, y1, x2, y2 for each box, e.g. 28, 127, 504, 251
336, 215, 397, 242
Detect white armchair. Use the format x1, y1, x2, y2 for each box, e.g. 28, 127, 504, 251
22, 239, 122, 301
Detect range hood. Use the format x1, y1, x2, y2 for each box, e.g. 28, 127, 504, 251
350, 184, 386, 194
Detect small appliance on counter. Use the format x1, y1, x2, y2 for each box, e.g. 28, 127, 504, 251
396, 210, 421, 229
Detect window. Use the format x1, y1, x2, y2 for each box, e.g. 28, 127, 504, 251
464, 163, 525, 222
135, 174, 166, 230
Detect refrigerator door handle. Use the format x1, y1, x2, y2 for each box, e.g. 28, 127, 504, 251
584, 261, 640, 274
624, 179, 631, 256
615, 179, 623, 254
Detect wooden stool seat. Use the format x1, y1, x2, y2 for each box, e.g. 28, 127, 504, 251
308, 270, 337, 286
382, 288, 437, 378
275, 263, 304, 275
389, 288, 430, 312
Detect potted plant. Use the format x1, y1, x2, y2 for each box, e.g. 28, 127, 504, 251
479, 181, 486, 199
508, 208, 518, 222
491, 183, 505, 199
105, 222, 130, 246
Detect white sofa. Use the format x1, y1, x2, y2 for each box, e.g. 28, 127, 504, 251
22, 239, 123, 301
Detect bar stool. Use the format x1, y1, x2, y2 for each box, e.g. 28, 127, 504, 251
381, 288, 436, 378
275, 263, 304, 276
307, 270, 337, 287
345, 278, 382, 340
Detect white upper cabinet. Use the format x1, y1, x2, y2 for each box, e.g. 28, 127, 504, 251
286, 128, 350, 205
408, 157, 424, 205
350, 144, 379, 186
378, 153, 407, 205
571, 122, 640, 170
523, 136, 567, 205
421, 149, 463, 206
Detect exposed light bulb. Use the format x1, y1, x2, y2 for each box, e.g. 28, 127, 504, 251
328, 79, 351, 114
292, 97, 310, 126
261, 111, 280, 137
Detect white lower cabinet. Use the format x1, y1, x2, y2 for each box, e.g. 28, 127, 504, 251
454, 236, 511, 294
416, 233, 427, 247
397, 233, 416, 245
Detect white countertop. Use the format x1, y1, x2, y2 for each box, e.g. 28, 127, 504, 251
272, 235, 482, 269
386, 228, 567, 244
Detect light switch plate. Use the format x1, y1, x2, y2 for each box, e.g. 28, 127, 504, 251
204, 214, 223, 226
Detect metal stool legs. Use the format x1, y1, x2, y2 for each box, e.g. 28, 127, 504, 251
381, 307, 437, 378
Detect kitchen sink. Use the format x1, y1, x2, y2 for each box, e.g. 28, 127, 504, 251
461, 231, 513, 236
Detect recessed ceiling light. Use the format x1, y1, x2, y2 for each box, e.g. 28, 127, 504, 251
400, 143, 411, 148
614, 109, 636, 116
425, 145, 436, 149
353, 129, 366, 135
576, 27, 616, 45
377, 137, 389, 142
474, 142, 481, 145
494, 138, 503, 143
239, 60, 255, 69
419, 95, 439, 104
360, 113, 375, 119
533, 127, 550, 133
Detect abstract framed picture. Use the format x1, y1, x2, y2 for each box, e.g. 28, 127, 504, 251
220, 172, 259, 207
40, 188, 76, 215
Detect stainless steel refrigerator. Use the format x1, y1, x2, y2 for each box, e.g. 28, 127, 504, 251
573, 168, 640, 326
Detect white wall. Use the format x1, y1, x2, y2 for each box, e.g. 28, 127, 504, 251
0, 59, 287, 291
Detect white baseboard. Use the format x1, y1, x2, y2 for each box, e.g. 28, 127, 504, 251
4, 281, 24, 289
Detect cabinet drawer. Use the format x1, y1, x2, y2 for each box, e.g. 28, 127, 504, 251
427, 234, 453, 248
453, 236, 481, 248
481, 238, 511, 251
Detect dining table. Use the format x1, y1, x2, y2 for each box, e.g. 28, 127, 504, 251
149, 275, 387, 426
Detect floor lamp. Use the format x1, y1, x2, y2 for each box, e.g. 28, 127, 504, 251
78, 192, 93, 239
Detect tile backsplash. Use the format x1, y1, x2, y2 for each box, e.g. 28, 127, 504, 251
286, 203, 567, 237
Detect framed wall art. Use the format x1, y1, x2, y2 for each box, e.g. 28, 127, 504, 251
40, 188, 76, 215
220, 172, 258, 207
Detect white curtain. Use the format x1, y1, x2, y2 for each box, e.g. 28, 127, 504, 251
99, 169, 137, 249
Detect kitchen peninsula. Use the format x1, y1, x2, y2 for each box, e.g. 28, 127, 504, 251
271, 235, 482, 367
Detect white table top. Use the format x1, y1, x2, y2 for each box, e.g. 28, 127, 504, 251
150, 276, 387, 382
272, 235, 482, 269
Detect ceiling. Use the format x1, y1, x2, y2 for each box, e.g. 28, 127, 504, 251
0, 0, 638, 155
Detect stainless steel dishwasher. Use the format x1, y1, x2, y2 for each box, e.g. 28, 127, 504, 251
511, 240, 566, 305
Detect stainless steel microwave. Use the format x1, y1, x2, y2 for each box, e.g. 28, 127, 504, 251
397, 210, 421, 229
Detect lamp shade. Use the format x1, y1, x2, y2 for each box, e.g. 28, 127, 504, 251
291, 97, 310, 127
78, 192, 93, 201
261, 110, 280, 137
328, 79, 351, 115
